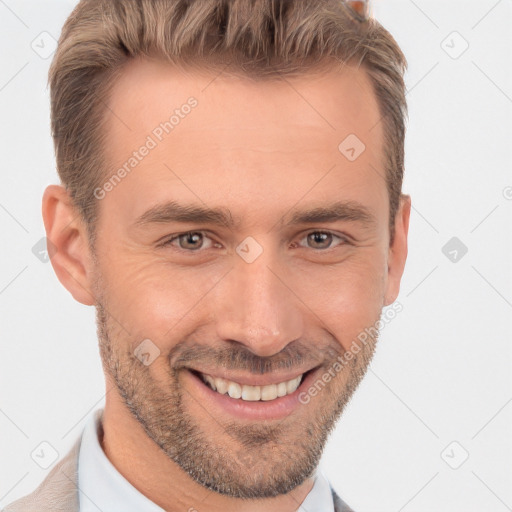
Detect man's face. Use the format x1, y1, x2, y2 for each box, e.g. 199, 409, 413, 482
89, 56, 404, 498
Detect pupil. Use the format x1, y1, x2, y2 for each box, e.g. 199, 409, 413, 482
182, 232, 202, 249
310, 232, 330, 248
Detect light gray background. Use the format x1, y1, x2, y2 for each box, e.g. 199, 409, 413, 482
1, 1, 511, 511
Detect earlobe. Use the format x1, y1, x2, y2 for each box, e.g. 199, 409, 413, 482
42, 184, 96, 306
384, 194, 411, 306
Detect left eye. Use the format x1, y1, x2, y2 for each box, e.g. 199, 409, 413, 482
295, 231, 349, 250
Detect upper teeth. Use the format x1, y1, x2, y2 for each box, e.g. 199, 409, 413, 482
200, 373, 303, 401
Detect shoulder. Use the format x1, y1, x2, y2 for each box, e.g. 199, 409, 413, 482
2, 436, 81, 512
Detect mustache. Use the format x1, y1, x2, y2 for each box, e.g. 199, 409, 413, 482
169, 339, 342, 374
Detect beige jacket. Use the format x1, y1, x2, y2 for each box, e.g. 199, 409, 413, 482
3, 436, 354, 511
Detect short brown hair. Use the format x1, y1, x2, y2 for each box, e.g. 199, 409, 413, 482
49, 0, 407, 246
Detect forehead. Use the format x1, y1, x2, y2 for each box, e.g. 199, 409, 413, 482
100, 57, 387, 229
106, 56, 381, 134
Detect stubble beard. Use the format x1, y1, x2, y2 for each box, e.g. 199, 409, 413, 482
94, 290, 379, 499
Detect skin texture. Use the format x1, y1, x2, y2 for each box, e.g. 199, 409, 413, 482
42, 55, 411, 512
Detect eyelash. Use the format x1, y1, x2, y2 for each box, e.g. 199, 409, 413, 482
159, 230, 350, 253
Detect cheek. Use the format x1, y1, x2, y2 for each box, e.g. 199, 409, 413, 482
100, 254, 220, 341
293, 252, 386, 352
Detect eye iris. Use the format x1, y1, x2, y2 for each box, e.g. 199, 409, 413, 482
179, 232, 203, 250
308, 232, 332, 249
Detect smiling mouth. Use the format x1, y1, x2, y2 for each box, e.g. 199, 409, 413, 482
190, 369, 314, 402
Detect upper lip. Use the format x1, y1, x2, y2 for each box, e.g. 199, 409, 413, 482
188, 366, 319, 387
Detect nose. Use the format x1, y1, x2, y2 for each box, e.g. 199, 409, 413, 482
214, 246, 304, 357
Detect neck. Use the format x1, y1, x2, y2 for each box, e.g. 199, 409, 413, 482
101, 390, 316, 512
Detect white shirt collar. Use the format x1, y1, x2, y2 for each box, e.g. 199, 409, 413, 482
298, 465, 335, 512
78, 408, 334, 512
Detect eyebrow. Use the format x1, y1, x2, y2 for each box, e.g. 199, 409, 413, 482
134, 201, 236, 228
133, 199, 377, 229
286, 202, 376, 227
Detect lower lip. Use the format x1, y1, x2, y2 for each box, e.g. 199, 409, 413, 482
181, 367, 320, 421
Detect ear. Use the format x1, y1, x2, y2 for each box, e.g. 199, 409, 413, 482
42, 184, 96, 306
384, 194, 411, 306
